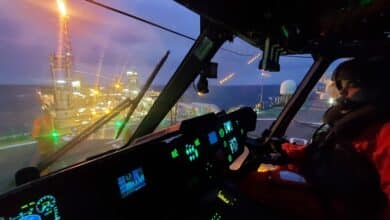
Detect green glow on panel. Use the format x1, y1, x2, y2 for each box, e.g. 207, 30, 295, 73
281, 25, 289, 38
228, 154, 233, 162
171, 148, 179, 159
218, 128, 225, 138
194, 138, 200, 146
211, 212, 222, 220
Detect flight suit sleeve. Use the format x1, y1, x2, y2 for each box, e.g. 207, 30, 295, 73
375, 123, 390, 200
281, 142, 306, 162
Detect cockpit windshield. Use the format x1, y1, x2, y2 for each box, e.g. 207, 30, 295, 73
0, 0, 335, 194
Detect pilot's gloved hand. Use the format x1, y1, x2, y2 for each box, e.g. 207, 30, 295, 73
281, 142, 306, 163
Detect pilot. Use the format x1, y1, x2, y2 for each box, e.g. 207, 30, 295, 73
241, 57, 390, 220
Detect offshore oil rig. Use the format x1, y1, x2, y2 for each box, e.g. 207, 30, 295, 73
35, 0, 158, 139
34, 0, 219, 141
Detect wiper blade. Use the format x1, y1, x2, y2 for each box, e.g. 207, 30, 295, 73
38, 51, 170, 172
115, 51, 170, 139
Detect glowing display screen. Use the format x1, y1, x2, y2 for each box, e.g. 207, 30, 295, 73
223, 121, 233, 134
3, 195, 61, 220
117, 167, 146, 198
208, 131, 218, 145
228, 137, 238, 154
20, 215, 41, 220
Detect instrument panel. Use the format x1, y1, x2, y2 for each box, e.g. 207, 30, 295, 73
0, 107, 256, 219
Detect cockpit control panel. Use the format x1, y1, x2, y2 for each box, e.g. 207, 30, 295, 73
0, 107, 256, 219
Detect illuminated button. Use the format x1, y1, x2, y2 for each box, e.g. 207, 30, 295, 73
194, 138, 200, 147
223, 121, 233, 134
208, 131, 218, 145
223, 141, 228, 148
171, 148, 179, 159
228, 154, 233, 162
218, 128, 225, 138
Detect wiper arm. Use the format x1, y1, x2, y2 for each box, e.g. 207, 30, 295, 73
115, 51, 170, 139
38, 51, 170, 172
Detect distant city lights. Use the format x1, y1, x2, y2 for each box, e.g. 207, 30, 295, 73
247, 52, 262, 64
126, 71, 138, 76
56, 80, 66, 84
328, 97, 335, 105
219, 73, 235, 85
197, 91, 205, 96
71, 80, 80, 88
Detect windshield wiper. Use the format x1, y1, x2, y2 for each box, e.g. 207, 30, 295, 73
38, 51, 170, 172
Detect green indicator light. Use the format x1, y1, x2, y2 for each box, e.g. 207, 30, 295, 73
241, 128, 244, 135
211, 212, 222, 220
281, 25, 289, 38
223, 141, 227, 148
194, 138, 200, 146
51, 130, 59, 138
235, 120, 239, 125
228, 154, 233, 162
194, 150, 199, 158
218, 128, 225, 138
171, 148, 179, 159
50, 130, 59, 145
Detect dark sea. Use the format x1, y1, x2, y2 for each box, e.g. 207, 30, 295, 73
0, 85, 280, 136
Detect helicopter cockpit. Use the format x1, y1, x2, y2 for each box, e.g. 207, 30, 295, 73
0, 0, 389, 219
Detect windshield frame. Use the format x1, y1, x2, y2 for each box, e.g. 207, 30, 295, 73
126, 23, 229, 145
264, 56, 334, 141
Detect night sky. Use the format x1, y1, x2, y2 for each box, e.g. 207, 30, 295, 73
0, 0, 341, 86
